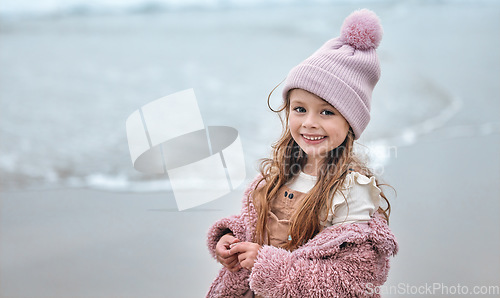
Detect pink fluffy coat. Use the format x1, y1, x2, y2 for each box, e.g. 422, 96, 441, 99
206, 175, 398, 297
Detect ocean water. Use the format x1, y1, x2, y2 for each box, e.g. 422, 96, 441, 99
0, 0, 400, 18
0, 1, 462, 192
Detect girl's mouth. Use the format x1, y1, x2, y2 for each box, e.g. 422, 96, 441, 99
302, 134, 327, 144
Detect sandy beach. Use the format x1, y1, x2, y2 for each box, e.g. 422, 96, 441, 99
1, 1, 499, 297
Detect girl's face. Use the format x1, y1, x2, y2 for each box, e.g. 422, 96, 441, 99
288, 89, 350, 167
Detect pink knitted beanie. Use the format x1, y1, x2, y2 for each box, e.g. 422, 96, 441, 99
282, 9, 383, 140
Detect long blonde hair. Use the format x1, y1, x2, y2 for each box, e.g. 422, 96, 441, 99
251, 87, 391, 251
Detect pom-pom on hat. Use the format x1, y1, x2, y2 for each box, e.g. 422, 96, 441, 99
282, 9, 383, 140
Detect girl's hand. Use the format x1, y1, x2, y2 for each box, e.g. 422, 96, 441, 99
215, 234, 241, 272
229, 242, 262, 270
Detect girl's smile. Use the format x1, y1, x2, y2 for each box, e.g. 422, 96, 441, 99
301, 134, 327, 144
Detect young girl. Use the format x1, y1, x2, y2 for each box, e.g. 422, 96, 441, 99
206, 9, 398, 297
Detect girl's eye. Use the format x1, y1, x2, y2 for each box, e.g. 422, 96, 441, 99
294, 107, 306, 113
321, 110, 334, 116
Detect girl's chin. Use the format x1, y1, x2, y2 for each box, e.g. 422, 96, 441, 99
302, 150, 328, 160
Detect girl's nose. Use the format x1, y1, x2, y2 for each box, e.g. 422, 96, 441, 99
302, 113, 318, 128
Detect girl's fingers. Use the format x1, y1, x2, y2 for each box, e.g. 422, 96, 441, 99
237, 252, 246, 264
230, 242, 253, 254
219, 247, 237, 259
230, 264, 242, 272
227, 257, 239, 268
235, 244, 260, 270
219, 250, 230, 259
229, 242, 245, 254
223, 255, 237, 265
220, 254, 241, 272
238, 256, 249, 270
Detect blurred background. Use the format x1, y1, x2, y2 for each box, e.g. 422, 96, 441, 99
1, 0, 499, 297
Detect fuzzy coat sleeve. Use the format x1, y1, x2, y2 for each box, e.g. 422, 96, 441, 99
248, 214, 398, 298
206, 175, 263, 259
206, 175, 264, 298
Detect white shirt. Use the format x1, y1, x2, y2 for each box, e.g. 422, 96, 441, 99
286, 171, 381, 227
